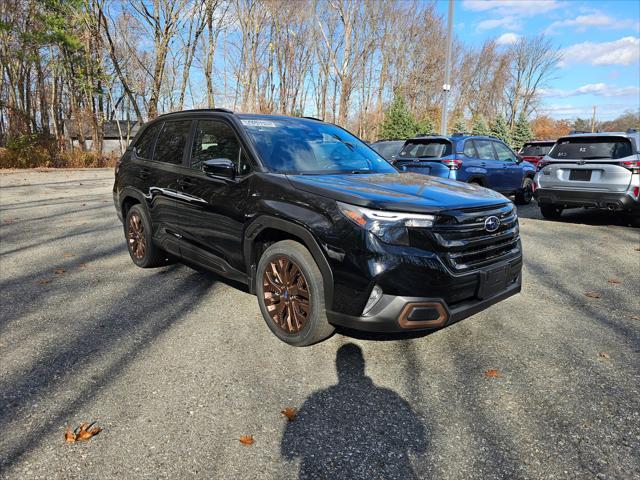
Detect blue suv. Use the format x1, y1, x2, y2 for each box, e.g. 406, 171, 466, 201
393, 134, 536, 205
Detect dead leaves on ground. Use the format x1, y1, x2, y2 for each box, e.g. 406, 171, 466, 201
584, 291, 601, 299
281, 407, 298, 421
63, 253, 75, 258
598, 352, 610, 360
54, 268, 66, 275
484, 369, 500, 378
64, 422, 102, 443
36, 279, 51, 285
631, 315, 640, 321
239, 435, 254, 446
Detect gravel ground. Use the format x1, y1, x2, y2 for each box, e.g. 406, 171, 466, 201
1, 169, 639, 480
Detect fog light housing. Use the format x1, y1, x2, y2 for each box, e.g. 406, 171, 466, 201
362, 285, 383, 316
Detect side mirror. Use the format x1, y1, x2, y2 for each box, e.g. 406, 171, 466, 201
202, 158, 235, 178
515, 154, 523, 163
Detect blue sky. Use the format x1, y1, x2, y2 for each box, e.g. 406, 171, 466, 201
436, 0, 640, 120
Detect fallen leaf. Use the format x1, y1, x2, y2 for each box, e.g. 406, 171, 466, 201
37, 279, 50, 285
78, 263, 88, 268
2, 219, 13, 225
64, 427, 76, 443
63, 253, 75, 258
635, 247, 640, 252
239, 435, 254, 446
54, 268, 66, 275
607, 279, 621, 284
76, 422, 102, 441
281, 407, 298, 421
484, 369, 499, 378
631, 315, 640, 321
598, 352, 610, 360
584, 291, 601, 299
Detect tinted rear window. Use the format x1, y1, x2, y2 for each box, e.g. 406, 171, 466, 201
521, 143, 553, 156
398, 139, 452, 159
550, 138, 632, 160
372, 141, 404, 160
153, 120, 192, 165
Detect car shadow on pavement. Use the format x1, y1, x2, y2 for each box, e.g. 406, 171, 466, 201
281, 343, 428, 479
0, 266, 217, 472
517, 201, 637, 228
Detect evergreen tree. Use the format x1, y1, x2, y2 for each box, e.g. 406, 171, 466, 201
511, 113, 533, 150
452, 117, 468, 134
415, 116, 435, 135
471, 115, 490, 136
380, 95, 417, 140
489, 114, 511, 145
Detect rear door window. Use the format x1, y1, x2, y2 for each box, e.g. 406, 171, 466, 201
153, 120, 192, 165
133, 123, 162, 159
473, 139, 497, 160
398, 140, 452, 159
463, 140, 477, 158
550, 137, 633, 160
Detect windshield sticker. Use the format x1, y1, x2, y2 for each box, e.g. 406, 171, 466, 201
241, 119, 277, 128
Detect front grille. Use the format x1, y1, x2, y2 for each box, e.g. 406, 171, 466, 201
410, 203, 521, 271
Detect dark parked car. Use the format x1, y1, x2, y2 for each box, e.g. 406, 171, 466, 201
113, 110, 522, 346
518, 140, 555, 167
393, 134, 536, 205
369, 140, 405, 161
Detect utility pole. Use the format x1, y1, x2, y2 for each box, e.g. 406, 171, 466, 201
590, 105, 597, 133
440, 0, 454, 135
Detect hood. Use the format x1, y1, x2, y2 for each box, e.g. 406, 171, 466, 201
286, 173, 508, 213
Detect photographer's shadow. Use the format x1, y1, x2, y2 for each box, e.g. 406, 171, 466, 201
281, 343, 428, 479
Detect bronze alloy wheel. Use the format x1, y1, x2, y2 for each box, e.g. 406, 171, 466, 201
262, 256, 310, 333
127, 212, 146, 260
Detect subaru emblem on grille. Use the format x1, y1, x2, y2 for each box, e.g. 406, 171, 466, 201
484, 216, 500, 232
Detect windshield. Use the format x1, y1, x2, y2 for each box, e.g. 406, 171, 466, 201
399, 139, 452, 159
550, 137, 632, 160
520, 143, 553, 156
241, 117, 396, 174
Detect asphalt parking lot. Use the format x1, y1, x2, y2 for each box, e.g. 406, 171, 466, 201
1, 168, 639, 479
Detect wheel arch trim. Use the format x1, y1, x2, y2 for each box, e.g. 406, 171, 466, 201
244, 215, 334, 308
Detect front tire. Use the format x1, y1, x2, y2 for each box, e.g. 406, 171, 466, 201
515, 177, 534, 205
125, 204, 168, 268
540, 204, 563, 220
256, 240, 334, 346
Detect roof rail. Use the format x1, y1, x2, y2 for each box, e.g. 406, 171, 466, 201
627, 128, 639, 134
158, 108, 234, 118
302, 116, 323, 122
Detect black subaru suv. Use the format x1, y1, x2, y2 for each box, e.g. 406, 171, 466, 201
113, 110, 522, 346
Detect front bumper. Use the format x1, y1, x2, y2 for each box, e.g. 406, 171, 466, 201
534, 188, 639, 211
326, 260, 522, 333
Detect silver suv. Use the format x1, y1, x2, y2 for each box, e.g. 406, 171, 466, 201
533, 130, 640, 223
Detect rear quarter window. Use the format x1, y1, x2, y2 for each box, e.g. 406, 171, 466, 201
399, 140, 452, 159
133, 122, 162, 159
550, 138, 633, 160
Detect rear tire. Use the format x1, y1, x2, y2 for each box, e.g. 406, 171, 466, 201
125, 205, 169, 268
256, 240, 334, 346
540, 204, 563, 220
515, 177, 534, 205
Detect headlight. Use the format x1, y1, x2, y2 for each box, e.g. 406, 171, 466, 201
337, 201, 435, 245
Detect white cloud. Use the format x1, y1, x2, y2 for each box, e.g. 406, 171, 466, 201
496, 32, 521, 45
463, 0, 559, 15
546, 12, 638, 33
541, 83, 640, 98
477, 16, 520, 31
540, 103, 636, 120
560, 36, 640, 66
